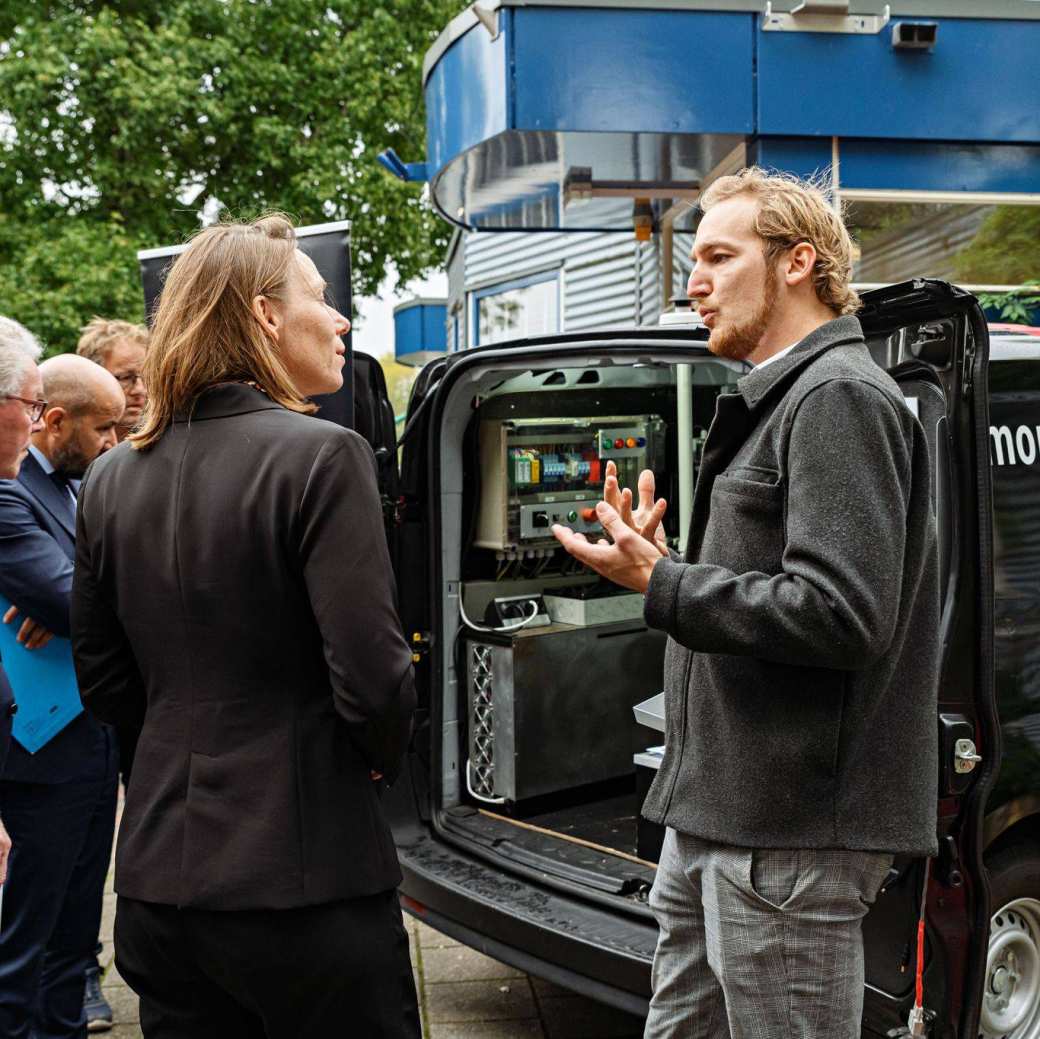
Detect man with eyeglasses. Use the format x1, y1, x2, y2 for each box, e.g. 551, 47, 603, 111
0, 316, 46, 902
76, 318, 149, 441
0, 354, 124, 1039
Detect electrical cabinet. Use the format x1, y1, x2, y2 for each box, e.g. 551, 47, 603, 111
475, 415, 665, 551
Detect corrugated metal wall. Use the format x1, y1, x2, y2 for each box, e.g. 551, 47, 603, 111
464, 230, 568, 290
672, 231, 695, 301
446, 229, 467, 351
460, 200, 671, 344
563, 233, 645, 330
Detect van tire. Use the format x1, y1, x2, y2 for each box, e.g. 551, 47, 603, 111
979, 844, 1040, 1038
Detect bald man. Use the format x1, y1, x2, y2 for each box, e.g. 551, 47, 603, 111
0, 354, 123, 1039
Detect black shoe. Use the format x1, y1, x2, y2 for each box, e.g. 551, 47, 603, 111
83, 966, 113, 1033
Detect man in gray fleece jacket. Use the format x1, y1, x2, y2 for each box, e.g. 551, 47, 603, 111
553, 168, 939, 1039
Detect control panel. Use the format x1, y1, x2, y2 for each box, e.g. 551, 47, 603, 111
475, 415, 665, 550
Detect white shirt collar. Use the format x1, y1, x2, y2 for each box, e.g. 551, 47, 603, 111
28, 444, 55, 475
753, 342, 799, 371
27, 444, 77, 506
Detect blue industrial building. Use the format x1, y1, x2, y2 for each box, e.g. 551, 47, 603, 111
389, 0, 1039, 357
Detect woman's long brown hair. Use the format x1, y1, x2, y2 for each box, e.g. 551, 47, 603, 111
130, 213, 316, 450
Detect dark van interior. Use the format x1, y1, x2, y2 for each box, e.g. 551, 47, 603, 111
434, 320, 960, 964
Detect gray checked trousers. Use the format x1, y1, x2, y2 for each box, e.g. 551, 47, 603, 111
644, 828, 893, 1039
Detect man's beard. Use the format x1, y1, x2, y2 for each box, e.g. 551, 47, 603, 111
707, 269, 778, 362
51, 438, 92, 479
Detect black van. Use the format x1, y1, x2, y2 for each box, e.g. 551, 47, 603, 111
350, 280, 1039, 1039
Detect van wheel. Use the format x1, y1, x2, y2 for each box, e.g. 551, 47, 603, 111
980, 846, 1040, 1038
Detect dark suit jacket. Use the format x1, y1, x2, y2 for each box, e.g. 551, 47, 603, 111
72, 384, 416, 910
0, 666, 13, 775
0, 451, 114, 784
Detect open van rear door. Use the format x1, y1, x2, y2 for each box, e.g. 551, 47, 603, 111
348, 351, 401, 539
856, 280, 995, 1039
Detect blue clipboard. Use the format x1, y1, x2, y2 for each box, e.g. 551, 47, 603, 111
0, 597, 82, 754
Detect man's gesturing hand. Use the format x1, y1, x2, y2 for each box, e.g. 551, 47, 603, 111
552, 500, 665, 594
603, 462, 668, 553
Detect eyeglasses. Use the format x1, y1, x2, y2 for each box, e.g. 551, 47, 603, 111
3, 396, 48, 422
114, 371, 146, 390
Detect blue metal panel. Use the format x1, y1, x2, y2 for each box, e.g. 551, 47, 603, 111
839, 140, 1040, 193
394, 305, 421, 357
420, 5, 1040, 232
511, 9, 754, 135
758, 18, 1040, 143
752, 137, 1040, 193
394, 302, 447, 365
425, 24, 508, 177
751, 138, 834, 179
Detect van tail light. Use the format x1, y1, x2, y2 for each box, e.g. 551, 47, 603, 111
400, 894, 427, 917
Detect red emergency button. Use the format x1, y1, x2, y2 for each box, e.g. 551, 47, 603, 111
614, 438, 624, 448
581, 507, 597, 522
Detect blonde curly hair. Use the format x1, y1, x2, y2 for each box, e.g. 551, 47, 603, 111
76, 317, 150, 366
700, 167, 860, 316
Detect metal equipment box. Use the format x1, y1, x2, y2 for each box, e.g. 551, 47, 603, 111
543, 590, 646, 627
466, 620, 667, 803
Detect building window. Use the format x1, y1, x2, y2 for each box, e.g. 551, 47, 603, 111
474, 272, 560, 346
844, 198, 1040, 288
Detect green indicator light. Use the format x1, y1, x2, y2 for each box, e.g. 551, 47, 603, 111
567, 510, 578, 522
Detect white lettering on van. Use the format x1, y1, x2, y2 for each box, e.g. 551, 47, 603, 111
990, 425, 1040, 466
1017, 426, 1038, 466
991, 426, 1015, 465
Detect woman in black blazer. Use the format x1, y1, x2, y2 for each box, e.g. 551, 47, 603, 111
71, 215, 419, 1038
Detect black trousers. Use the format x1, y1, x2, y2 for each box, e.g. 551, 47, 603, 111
0, 769, 118, 1039
115, 890, 421, 1039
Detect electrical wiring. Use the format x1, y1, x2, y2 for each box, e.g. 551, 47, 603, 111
533, 553, 553, 577
457, 593, 539, 805
457, 595, 540, 634
465, 760, 506, 805
906, 858, 932, 1036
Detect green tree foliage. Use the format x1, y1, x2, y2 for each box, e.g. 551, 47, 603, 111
0, 0, 458, 352
977, 281, 1040, 324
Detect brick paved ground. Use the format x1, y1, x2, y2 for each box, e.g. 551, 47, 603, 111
97, 852, 647, 1038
